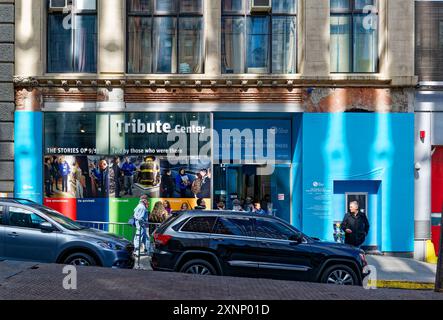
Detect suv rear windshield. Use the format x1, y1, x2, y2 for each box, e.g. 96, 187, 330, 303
181, 217, 217, 234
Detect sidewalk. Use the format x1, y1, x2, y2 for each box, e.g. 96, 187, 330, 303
366, 255, 436, 290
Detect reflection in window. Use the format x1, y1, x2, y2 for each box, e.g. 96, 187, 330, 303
8, 207, 46, 230
221, 0, 297, 74
255, 219, 295, 240
127, 0, 203, 74
47, 0, 97, 73
213, 217, 254, 237
330, 0, 378, 73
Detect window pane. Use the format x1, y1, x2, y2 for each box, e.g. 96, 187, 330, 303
128, 17, 152, 73
213, 217, 254, 237
155, 0, 177, 14
75, 0, 97, 11
247, 17, 270, 73
181, 217, 216, 233
355, 0, 376, 10
272, 0, 297, 14
0, 206, 4, 225
272, 16, 296, 74
353, 14, 377, 72
180, 0, 203, 13
222, 17, 245, 73
179, 17, 203, 74
330, 15, 351, 72
222, 0, 244, 13
127, 0, 152, 13
73, 14, 97, 72
330, 0, 350, 10
153, 17, 177, 73
8, 207, 46, 230
48, 14, 73, 72
255, 219, 296, 240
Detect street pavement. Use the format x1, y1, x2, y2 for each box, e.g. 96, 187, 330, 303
0, 260, 443, 300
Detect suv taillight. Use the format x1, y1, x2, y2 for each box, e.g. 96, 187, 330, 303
154, 233, 172, 246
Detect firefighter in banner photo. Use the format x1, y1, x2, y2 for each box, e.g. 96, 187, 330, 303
138, 156, 160, 188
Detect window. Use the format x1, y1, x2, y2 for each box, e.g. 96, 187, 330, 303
7, 207, 47, 230
181, 217, 217, 234
255, 219, 296, 240
0, 206, 4, 225
222, 0, 297, 74
47, 0, 97, 73
127, 0, 204, 74
213, 217, 254, 237
330, 0, 378, 73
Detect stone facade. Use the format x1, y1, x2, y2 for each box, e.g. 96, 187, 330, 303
0, 0, 14, 194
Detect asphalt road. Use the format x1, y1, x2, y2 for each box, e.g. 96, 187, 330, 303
0, 261, 442, 300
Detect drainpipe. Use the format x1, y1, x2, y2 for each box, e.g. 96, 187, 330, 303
414, 112, 432, 261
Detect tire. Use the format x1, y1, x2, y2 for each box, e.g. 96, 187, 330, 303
179, 259, 217, 276
63, 252, 97, 267
320, 264, 358, 286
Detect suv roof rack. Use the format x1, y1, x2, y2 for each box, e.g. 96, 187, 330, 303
0, 198, 37, 204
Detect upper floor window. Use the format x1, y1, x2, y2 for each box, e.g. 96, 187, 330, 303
330, 0, 378, 73
47, 0, 97, 73
221, 0, 297, 74
127, 0, 204, 74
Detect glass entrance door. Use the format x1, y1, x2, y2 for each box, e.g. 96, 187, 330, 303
214, 164, 291, 223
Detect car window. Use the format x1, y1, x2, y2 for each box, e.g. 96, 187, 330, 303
181, 217, 217, 234
255, 219, 296, 240
213, 217, 254, 237
0, 206, 4, 225
8, 206, 46, 230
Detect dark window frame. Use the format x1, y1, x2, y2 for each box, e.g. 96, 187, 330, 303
126, 0, 205, 74
221, 0, 298, 74
46, 0, 98, 73
330, 0, 379, 74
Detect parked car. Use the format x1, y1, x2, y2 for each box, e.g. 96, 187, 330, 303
0, 198, 135, 268
151, 211, 369, 286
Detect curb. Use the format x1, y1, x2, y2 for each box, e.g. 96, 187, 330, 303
368, 280, 435, 290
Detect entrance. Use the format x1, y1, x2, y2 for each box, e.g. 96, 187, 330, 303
213, 164, 291, 222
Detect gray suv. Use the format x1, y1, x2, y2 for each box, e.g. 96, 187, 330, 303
0, 199, 135, 268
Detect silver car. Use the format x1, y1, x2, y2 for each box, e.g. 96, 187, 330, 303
0, 198, 135, 268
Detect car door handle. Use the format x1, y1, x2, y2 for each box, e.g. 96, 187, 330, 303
7, 232, 19, 238
213, 238, 224, 242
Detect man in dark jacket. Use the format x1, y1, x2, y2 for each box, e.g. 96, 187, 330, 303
340, 201, 370, 247
112, 157, 122, 198
160, 169, 175, 198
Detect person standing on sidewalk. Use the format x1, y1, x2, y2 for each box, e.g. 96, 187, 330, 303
340, 201, 370, 248
133, 195, 149, 256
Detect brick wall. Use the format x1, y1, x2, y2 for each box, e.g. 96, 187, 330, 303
0, 0, 14, 194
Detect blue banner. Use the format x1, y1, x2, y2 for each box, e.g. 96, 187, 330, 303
14, 111, 43, 203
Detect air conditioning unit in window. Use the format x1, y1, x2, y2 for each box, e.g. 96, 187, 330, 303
49, 0, 70, 11
250, 0, 272, 13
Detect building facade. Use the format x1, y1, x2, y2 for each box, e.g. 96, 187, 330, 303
0, 0, 14, 196
415, 0, 443, 260
12, 0, 416, 254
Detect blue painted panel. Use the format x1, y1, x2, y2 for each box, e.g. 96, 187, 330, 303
14, 112, 43, 204
302, 113, 414, 253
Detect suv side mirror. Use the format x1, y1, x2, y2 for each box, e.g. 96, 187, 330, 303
40, 222, 55, 233
289, 232, 303, 244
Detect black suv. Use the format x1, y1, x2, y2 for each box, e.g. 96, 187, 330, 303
151, 211, 369, 286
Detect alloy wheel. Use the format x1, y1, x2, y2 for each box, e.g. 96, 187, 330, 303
326, 269, 354, 285
70, 258, 91, 266
185, 264, 212, 275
